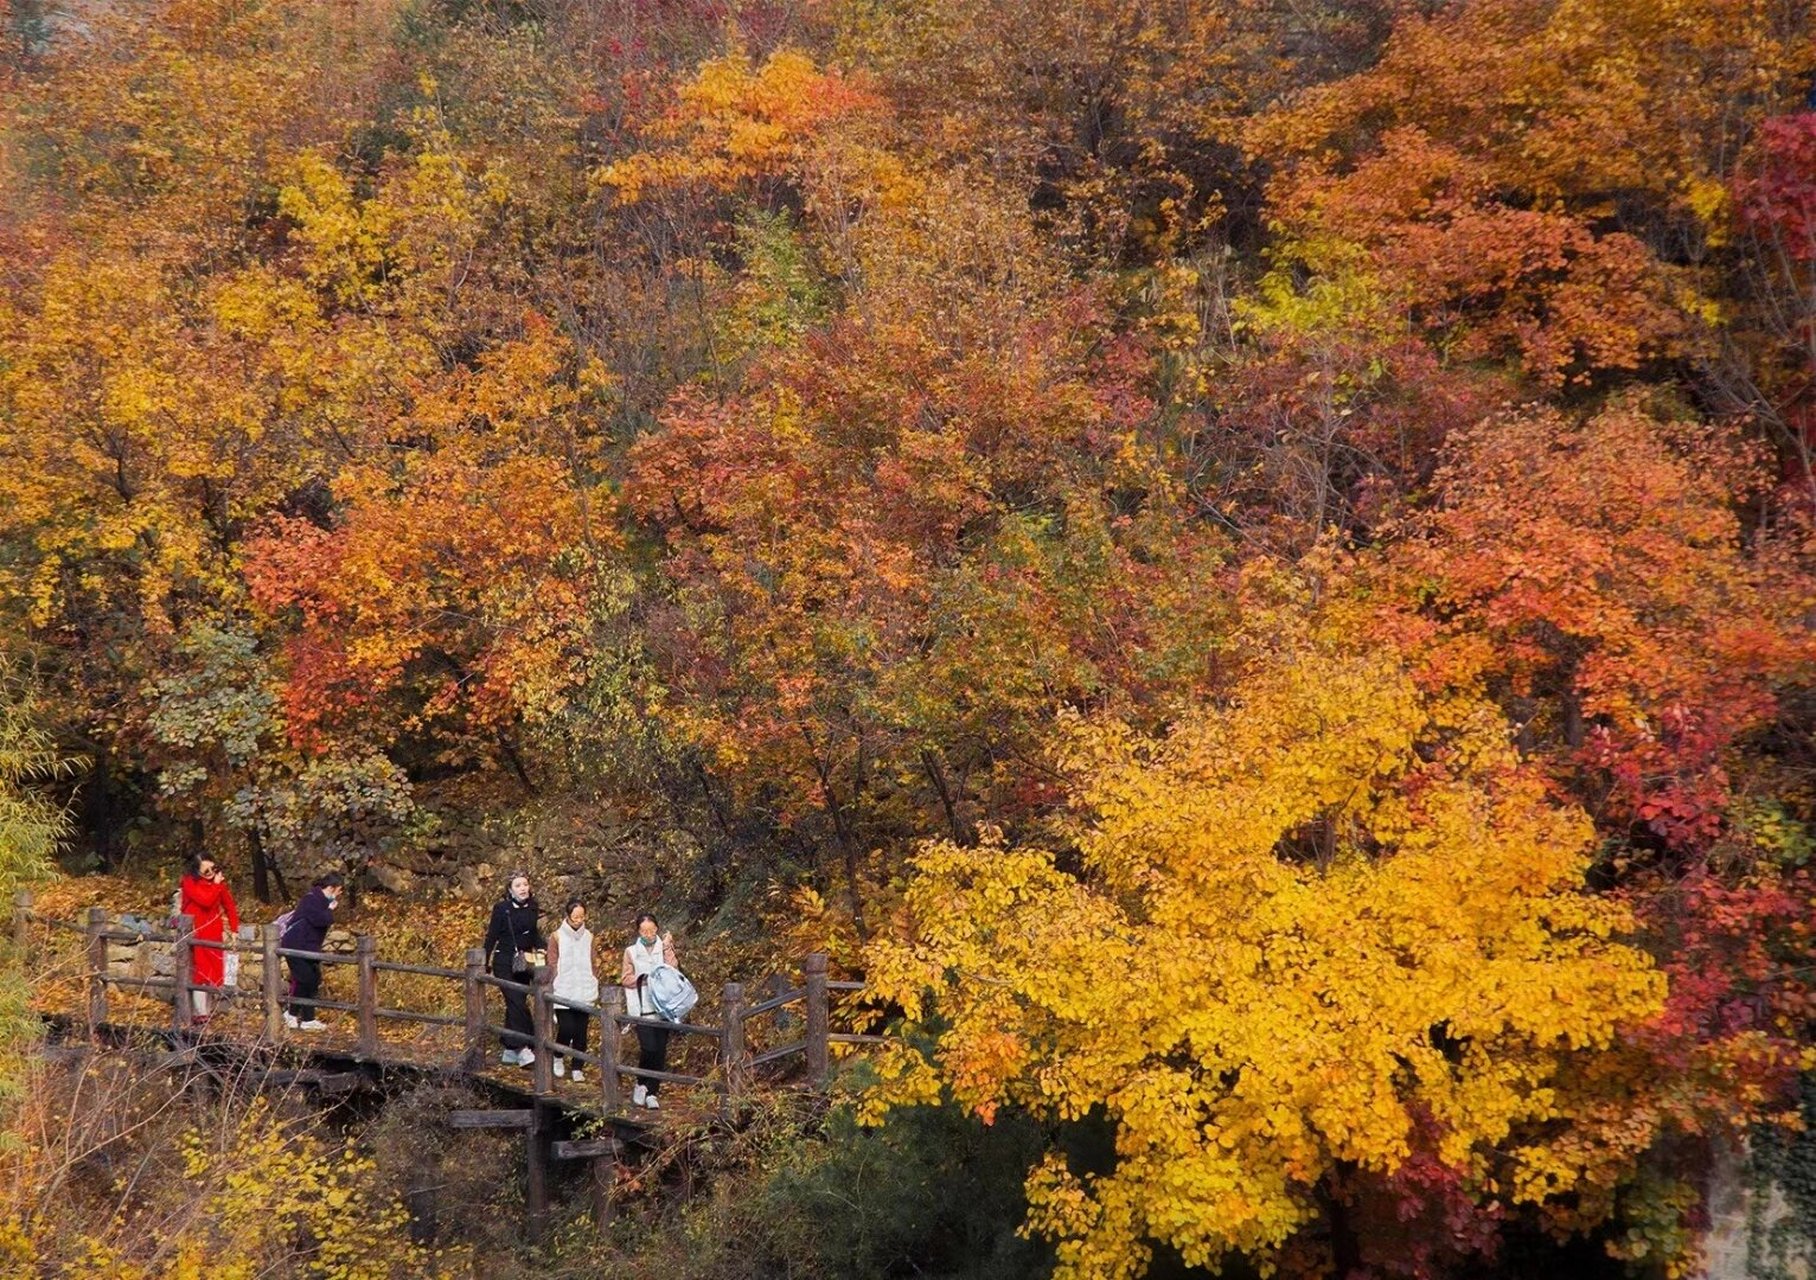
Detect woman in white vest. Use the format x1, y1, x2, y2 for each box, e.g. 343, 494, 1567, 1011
546, 898, 599, 1083
620, 912, 676, 1109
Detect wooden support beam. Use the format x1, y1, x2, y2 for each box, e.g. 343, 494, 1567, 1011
448, 1109, 536, 1130
406, 1183, 439, 1245
154, 1046, 202, 1072
592, 1149, 615, 1236
266, 1069, 363, 1092
525, 1104, 549, 1246
551, 1136, 624, 1160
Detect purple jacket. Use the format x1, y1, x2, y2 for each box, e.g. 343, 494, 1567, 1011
281, 887, 335, 952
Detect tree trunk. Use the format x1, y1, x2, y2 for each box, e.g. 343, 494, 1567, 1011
247, 824, 286, 904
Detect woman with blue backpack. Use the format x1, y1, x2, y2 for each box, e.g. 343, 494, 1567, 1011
620, 913, 676, 1109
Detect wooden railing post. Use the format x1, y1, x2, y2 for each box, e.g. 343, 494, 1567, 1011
804, 952, 829, 1085
172, 913, 195, 1031
720, 981, 746, 1107
85, 906, 109, 1037
599, 986, 623, 1112
235, 923, 254, 992
11, 890, 32, 961
356, 934, 378, 1057
262, 924, 284, 1041
530, 969, 553, 1095
463, 947, 486, 1071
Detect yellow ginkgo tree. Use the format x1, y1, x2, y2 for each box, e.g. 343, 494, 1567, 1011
865, 596, 1667, 1279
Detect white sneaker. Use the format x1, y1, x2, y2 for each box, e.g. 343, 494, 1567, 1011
283, 1013, 299, 1029
517, 1048, 535, 1068
644, 1093, 660, 1110
632, 1084, 647, 1107
571, 1069, 585, 1084
501, 1049, 521, 1066
298, 1020, 327, 1032
553, 1057, 566, 1078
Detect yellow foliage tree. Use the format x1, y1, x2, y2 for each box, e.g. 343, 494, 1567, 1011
866, 585, 1666, 1278
0, 1091, 455, 1278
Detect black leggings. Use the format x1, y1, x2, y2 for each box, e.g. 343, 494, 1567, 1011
286, 955, 321, 1017
555, 1007, 590, 1058
636, 1024, 671, 1094
493, 955, 533, 1049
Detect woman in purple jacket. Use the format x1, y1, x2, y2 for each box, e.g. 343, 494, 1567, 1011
281, 873, 344, 1031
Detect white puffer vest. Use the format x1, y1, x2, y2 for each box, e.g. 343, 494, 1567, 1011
551, 921, 599, 1006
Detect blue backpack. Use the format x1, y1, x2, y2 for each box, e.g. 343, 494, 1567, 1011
644, 964, 699, 1022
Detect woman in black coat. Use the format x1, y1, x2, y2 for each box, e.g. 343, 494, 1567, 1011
483, 870, 545, 1067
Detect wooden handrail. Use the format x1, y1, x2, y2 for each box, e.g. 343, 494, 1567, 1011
276, 947, 358, 964
372, 959, 466, 979
751, 1040, 806, 1067
33, 914, 89, 936
375, 1007, 465, 1027
743, 987, 806, 1018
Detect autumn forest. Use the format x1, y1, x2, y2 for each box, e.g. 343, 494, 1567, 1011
1, 0, 1814, 1276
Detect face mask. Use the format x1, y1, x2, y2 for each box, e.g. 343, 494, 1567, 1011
328, 896, 339, 909
639, 934, 657, 949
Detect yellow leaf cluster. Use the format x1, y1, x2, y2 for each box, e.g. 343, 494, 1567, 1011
2, 1094, 456, 1278
866, 597, 1665, 1277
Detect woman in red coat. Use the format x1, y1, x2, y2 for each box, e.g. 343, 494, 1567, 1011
179, 854, 239, 1023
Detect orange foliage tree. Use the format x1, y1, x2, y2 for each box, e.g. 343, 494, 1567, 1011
1380, 398, 1814, 852
1251, 0, 1813, 387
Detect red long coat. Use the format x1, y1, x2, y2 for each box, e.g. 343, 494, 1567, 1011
179, 873, 240, 988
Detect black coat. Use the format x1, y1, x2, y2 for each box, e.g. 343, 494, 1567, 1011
484, 896, 544, 974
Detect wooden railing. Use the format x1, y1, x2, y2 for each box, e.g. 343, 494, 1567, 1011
12, 890, 882, 1112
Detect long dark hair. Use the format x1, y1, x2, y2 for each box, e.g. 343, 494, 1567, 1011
634, 912, 659, 932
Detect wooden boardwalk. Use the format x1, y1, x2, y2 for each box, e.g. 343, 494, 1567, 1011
14, 890, 880, 1241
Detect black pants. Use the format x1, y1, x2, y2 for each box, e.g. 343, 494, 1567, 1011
286, 956, 321, 1017
555, 1007, 590, 1059
493, 955, 533, 1050
636, 1023, 671, 1095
